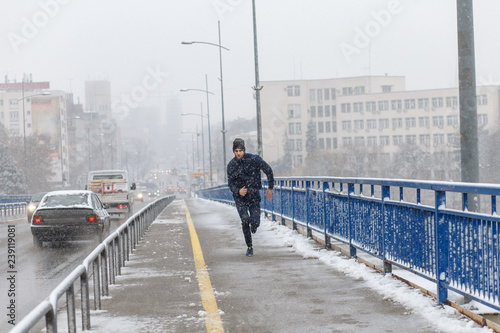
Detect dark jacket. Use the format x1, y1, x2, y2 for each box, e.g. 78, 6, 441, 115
227, 153, 274, 198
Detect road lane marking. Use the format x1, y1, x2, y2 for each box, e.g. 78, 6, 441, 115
183, 200, 224, 333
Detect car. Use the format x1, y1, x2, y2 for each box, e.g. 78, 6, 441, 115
26, 192, 47, 222
30, 190, 110, 248
134, 186, 148, 202
165, 185, 175, 195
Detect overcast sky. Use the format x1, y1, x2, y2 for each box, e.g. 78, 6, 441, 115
2, 0, 500, 129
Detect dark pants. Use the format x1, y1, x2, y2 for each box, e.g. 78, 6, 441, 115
234, 194, 261, 248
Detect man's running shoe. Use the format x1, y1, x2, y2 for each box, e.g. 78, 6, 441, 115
246, 247, 253, 256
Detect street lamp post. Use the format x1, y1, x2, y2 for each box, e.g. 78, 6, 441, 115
182, 24, 230, 182
19, 81, 50, 193
181, 104, 208, 188
252, 0, 263, 157
182, 131, 200, 170
180, 81, 215, 187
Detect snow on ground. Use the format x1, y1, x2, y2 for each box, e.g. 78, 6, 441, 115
251, 208, 494, 333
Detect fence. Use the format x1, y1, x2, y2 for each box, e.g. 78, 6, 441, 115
198, 177, 500, 312
0, 203, 26, 218
10, 195, 175, 333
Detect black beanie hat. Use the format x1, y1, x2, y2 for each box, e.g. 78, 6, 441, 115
233, 138, 245, 151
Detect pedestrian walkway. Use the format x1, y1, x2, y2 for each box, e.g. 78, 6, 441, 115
85, 198, 490, 333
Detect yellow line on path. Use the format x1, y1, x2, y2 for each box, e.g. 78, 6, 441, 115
183, 200, 224, 333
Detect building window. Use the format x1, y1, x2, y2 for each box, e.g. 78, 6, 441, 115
318, 106, 324, 117
393, 135, 403, 146
318, 138, 325, 149
391, 99, 402, 110
417, 116, 428, 128
405, 117, 416, 129
9, 99, 19, 109
341, 103, 351, 113
382, 85, 392, 93
366, 101, 376, 112
446, 96, 458, 108
478, 114, 488, 125
379, 136, 390, 146
294, 85, 300, 96
296, 123, 302, 134
341, 120, 352, 131
325, 121, 331, 133
418, 98, 429, 109
9, 111, 19, 121
287, 86, 294, 96
332, 138, 338, 149
331, 105, 337, 117
432, 97, 444, 108
447, 133, 460, 145
378, 100, 389, 111
288, 139, 295, 151
354, 120, 364, 130
446, 115, 458, 127
330, 88, 336, 100
353, 102, 363, 113
404, 99, 416, 109
288, 104, 301, 118
309, 89, 315, 101
332, 121, 337, 132
326, 138, 332, 149
342, 137, 353, 146
0, 99, 3, 106
296, 139, 302, 151
310, 106, 316, 117
324, 88, 330, 100
325, 105, 331, 117
342, 87, 353, 95
355, 136, 365, 147
432, 116, 444, 128
317, 89, 323, 103
318, 122, 324, 133
379, 118, 389, 129
367, 136, 377, 146
477, 95, 488, 106
392, 118, 402, 129
433, 134, 444, 145
419, 134, 430, 146
406, 135, 416, 144
354, 86, 365, 94
366, 119, 377, 129
288, 123, 295, 135
9, 123, 20, 135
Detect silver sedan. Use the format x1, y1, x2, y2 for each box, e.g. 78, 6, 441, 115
30, 190, 110, 248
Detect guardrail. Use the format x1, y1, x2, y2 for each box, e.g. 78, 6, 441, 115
198, 177, 500, 313
10, 195, 175, 333
0, 195, 30, 204
0, 202, 26, 218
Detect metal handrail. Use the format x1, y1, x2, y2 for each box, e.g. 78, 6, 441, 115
10, 195, 175, 333
199, 177, 500, 312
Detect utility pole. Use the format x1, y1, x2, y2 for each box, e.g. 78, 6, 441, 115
252, 0, 263, 157
457, 0, 479, 211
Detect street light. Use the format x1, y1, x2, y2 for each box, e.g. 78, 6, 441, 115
182, 130, 200, 170
181, 104, 208, 188
180, 76, 215, 187
182, 21, 230, 183
18, 82, 50, 193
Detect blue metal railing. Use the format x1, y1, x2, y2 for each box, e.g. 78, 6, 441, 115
198, 177, 500, 311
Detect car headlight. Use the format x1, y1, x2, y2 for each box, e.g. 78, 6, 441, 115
28, 204, 37, 213
137, 193, 143, 199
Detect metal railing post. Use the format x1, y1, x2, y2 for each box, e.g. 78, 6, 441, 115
81, 271, 91, 330
66, 284, 76, 333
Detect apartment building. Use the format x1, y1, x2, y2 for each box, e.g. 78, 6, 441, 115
261, 75, 499, 177
0, 78, 69, 188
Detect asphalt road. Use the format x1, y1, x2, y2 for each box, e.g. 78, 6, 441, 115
0, 199, 151, 333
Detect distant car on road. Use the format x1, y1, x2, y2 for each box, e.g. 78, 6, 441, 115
30, 190, 110, 248
134, 186, 148, 202
26, 192, 47, 222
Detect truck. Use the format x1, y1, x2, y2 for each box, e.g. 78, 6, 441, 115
87, 170, 136, 218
